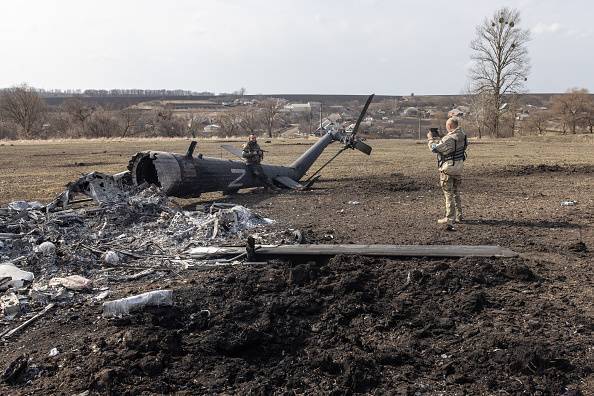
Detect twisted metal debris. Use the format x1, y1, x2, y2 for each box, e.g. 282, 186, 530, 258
0, 182, 279, 331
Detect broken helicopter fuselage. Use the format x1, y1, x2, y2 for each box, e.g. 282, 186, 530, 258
126, 94, 375, 198
59, 94, 374, 205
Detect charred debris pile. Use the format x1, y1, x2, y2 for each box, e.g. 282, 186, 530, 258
0, 179, 289, 336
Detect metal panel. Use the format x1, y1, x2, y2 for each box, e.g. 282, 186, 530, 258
189, 244, 518, 258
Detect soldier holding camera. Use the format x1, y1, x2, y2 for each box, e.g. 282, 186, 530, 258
427, 118, 468, 230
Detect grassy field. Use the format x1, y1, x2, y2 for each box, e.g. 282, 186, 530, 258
0, 135, 593, 205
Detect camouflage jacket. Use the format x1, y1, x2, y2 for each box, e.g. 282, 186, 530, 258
427, 127, 467, 176
242, 141, 263, 164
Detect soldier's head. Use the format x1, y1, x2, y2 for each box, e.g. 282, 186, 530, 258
248, 134, 257, 142
446, 117, 459, 133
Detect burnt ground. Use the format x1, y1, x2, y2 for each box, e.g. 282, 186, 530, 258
1, 156, 593, 395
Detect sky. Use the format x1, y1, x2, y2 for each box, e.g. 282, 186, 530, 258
0, 0, 592, 95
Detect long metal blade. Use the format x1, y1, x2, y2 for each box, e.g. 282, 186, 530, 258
354, 140, 372, 155
220, 144, 244, 159
188, 244, 519, 258
351, 94, 375, 137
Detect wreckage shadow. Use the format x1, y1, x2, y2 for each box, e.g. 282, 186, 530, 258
177, 184, 342, 211
179, 188, 298, 210
464, 219, 581, 229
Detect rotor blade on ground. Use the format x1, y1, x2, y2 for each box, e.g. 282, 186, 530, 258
220, 144, 244, 159
351, 94, 375, 136
354, 141, 372, 155
188, 244, 518, 258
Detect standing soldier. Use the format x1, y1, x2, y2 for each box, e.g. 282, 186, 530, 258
242, 134, 264, 165
242, 134, 276, 189
427, 118, 468, 230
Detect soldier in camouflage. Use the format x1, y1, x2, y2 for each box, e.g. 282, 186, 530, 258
427, 117, 468, 230
242, 134, 264, 165
242, 134, 277, 189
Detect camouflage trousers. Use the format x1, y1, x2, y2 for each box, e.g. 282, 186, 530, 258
439, 172, 462, 222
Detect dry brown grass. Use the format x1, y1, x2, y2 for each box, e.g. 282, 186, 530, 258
0, 136, 592, 205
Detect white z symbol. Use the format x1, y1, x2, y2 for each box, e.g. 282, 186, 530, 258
228, 168, 246, 189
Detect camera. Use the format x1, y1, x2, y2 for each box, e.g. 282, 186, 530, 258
428, 127, 440, 138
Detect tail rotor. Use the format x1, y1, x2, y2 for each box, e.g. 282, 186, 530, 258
345, 93, 374, 155
303, 94, 375, 183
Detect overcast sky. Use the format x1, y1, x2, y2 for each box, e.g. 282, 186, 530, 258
0, 0, 592, 95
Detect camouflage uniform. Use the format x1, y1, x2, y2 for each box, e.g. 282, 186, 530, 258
242, 140, 276, 188
428, 127, 467, 225
242, 141, 264, 165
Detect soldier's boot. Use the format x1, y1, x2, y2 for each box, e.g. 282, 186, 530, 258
437, 217, 455, 231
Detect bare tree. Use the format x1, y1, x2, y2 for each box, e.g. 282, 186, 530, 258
232, 87, 247, 97
187, 114, 209, 138
259, 98, 285, 138
62, 98, 96, 127
156, 106, 173, 121
215, 111, 242, 136
584, 102, 594, 134
551, 88, 591, 134
499, 95, 521, 137
119, 108, 142, 138
469, 7, 530, 137
526, 109, 550, 135
86, 111, 120, 138
237, 107, 262, 135
0, 85, 46, 138
44, 111, 72, 138
157, 117, 187, 137
0, 121, 18, 140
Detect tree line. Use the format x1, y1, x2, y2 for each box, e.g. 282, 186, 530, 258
0, 85, 184, 139
0, 85, 288, 140
466, 88, 594, 138
210, 98, 287, 138
1, 83, 591, 140
14, 88, 215, 98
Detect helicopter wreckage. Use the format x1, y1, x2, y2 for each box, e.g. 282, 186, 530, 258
20, 91, 516, 272
53, 95, 376, 207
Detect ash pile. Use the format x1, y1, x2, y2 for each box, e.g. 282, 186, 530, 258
0, 173, 281, 334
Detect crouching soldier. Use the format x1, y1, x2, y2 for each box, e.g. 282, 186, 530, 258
427, 117, 468, 230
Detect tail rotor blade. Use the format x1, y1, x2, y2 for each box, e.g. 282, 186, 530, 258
351, 94, 375, 136
354, 140, 372, 155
